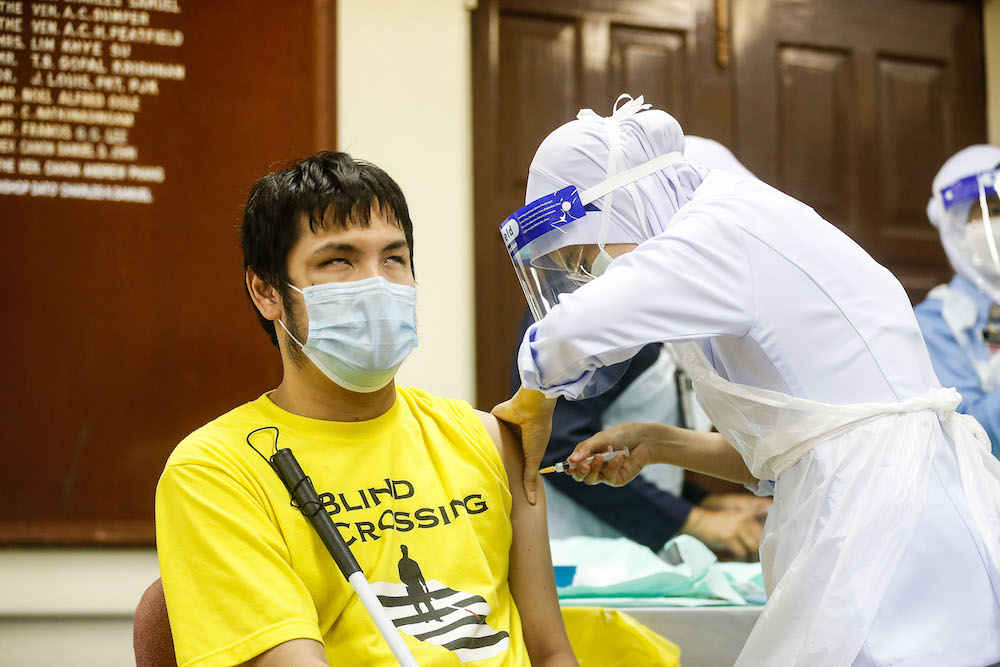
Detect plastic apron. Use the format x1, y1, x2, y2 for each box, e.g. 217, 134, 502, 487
674, 341, 1000, 666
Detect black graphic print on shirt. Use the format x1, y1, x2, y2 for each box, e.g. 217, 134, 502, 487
370, 545, 510, 663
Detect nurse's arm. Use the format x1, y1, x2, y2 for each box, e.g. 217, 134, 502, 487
477, 412, 579, 667
517, 215, 755, 401
570, 422, 756, 486
500, 216, 755, 503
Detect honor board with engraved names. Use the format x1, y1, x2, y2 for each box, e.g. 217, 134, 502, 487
0, 0, 336, 544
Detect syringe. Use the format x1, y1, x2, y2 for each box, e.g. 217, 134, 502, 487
539, 446, 629, 474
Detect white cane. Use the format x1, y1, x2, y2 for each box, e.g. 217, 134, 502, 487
271, 447, 419, 667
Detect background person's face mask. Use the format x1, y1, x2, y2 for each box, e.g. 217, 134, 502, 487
278, 276, 418, 393
963, 219, 1000, 277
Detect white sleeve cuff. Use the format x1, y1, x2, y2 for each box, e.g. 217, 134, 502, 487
517, 325, 594, 399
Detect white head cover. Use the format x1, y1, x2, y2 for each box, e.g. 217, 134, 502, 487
525, 95, 707, 251
683, 135, 756, 180
927, 144, 1000, 302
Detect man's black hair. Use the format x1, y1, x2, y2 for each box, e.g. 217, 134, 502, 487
241, 151, 414, 347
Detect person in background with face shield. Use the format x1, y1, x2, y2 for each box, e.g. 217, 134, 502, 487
508, 136, 769, 561
493, 95, 1000, 666
155, 152, 577, 667
914, 145, 1000, 459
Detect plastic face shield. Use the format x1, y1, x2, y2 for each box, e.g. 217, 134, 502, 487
941, 167, 1000, 276
501, 150, 684, 322
501, 147, 684, 399
501, 185, 601, 322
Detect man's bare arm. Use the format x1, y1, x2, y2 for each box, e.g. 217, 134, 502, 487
240, 638, 328, 666
477, 411, 578, 667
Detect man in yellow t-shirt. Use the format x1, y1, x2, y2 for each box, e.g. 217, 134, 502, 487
155, 151, 577, 667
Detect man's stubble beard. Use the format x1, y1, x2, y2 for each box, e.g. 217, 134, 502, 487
281, 292, 309, 369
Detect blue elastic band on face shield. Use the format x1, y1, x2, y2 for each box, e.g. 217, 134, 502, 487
501, 185, 599, 257
940, 170, 999, 210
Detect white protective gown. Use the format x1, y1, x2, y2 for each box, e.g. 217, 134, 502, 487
519, 170, 1000, 666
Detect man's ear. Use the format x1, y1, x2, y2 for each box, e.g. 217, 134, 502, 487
246, 268, 283, 322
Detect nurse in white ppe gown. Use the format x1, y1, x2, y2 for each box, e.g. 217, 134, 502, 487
493, 95, 1000, 667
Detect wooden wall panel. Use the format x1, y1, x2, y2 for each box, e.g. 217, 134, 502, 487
0, 0, 335, 544
475, 8, 591, 409
733, 0, 982, 301
877, 57, 949, 244
777, 46, 853, 233
497, 14, 582, 201
610, 25, 687, 121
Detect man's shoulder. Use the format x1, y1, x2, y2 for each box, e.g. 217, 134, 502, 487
397, 385, 485, 430
165, 396, 269, 470
396, 386, 506, 469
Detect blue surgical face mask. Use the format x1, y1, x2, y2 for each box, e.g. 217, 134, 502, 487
277, 276, 418, 393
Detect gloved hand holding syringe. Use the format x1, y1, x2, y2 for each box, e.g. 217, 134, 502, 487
539, 446, 629, 474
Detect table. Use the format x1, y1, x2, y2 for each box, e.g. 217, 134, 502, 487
611, 605, 761, 667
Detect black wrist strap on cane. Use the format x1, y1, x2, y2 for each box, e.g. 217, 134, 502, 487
246, 426, 362, 579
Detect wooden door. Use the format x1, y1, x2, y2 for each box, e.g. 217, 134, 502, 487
471, 0, 729, 408
731, 0, 986, 300
472, 0, 987, 408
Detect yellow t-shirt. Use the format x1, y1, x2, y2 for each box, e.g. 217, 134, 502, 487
155, 386, 529, 667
